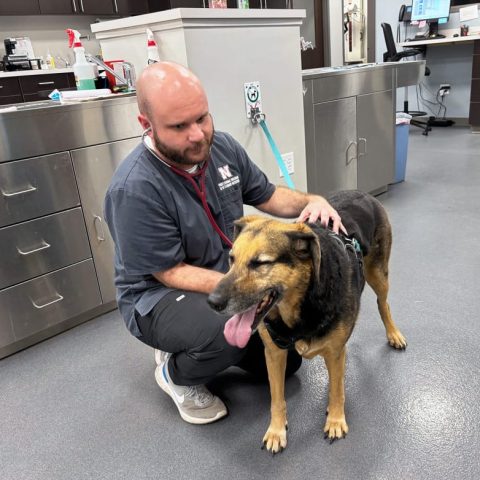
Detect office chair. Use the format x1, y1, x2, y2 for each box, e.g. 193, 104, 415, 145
381, 22, 433, 135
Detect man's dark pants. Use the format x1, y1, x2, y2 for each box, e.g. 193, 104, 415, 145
136, 290, 302, 386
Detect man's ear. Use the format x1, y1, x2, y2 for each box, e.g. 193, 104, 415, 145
285, 230, 321, 284
138, 114, 151, 133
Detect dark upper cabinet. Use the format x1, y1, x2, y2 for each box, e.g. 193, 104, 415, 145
116, 0, 149, 15
0, 0, 41, 14
38, 0, 147, 14
148, 0, 206, 10
38, 0, 75, 14
77, 0, 116, 15
243, 0, 287, 8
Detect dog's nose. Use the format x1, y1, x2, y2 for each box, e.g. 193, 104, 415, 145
207, 292, 227, 312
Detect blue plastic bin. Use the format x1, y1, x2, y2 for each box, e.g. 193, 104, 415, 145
394, 123, 409, 183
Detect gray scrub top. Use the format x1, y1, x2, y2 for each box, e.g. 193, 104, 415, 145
104, 131, 275, 336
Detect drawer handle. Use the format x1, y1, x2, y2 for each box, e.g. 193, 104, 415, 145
38, 81, 55, 86
31, 293, 64, 309
1, 185, 37, 197
93, 215, 106, 242
17, 241, 51, 256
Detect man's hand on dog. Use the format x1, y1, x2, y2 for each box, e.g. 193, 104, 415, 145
296, 195, 347, 235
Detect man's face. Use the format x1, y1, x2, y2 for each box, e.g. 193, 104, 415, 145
148, 90, 214, 168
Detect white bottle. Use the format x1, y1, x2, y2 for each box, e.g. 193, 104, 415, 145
146, 28, 161, 65
66, 29, 97, 90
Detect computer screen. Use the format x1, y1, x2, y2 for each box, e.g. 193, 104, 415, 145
411, 0, 451, 21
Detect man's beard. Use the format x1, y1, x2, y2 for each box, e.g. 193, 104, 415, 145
152, 129, 214, 167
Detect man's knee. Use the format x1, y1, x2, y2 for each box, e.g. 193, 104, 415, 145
169, 324, 245, 385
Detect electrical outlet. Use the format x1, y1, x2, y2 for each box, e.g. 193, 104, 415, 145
439, 83, 451, 90
279, 152, 294, 177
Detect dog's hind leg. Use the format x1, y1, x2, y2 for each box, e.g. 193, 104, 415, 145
259, 326, 289, 453
364, 233, 407, 349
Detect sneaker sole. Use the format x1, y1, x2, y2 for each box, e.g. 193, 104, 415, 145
155, 367, 228, 425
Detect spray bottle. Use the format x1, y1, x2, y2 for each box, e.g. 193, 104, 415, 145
66, 29, 97, 90
146, 28, 161, 65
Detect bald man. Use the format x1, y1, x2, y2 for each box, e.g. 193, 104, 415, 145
104, 62, 344, 425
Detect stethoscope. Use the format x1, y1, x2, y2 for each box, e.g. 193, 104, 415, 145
142, 128, 233, 248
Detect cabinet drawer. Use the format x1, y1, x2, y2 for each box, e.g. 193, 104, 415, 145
312, 69, 393, 103
0, 207, 91, 290
0, 77, 21, 96
0, 151, 80, 227
0, 259, 102, 345
0, 94, 23, 106
19, 73, 70, 95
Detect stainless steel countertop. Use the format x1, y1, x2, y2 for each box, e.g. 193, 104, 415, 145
302, 60, 425, 80
0, 92, 137, 117
0, 92, 142, 162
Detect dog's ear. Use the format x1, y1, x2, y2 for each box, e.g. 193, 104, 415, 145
285, 230, 321, 284
233, 215, 263, 240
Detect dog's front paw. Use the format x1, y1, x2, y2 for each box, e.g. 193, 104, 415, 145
323, 415, 348, 443
387, 330, 407, 349
262, 425, 287, 454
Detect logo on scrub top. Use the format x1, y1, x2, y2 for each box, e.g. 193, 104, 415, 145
217, 165, 240, 191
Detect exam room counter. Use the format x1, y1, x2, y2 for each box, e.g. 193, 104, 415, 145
0, 94, 142, 359
302, 60, 425, 195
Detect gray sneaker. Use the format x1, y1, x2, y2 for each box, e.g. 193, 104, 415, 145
154, 352, 228, 425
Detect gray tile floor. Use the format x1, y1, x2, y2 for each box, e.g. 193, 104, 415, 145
1, 126, 480, 480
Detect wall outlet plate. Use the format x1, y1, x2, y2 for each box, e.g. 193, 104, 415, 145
244, 81, 262, 119
279, 152, 294, 177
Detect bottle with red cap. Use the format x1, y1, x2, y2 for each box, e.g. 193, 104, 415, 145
146, 28, 161, 65
66, 29, 97, 90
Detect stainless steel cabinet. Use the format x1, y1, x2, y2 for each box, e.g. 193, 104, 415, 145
0, 94, 142, 359
357, 91, 394, 193
310, 97, 357, 193
303, 65, 395, 196
71, 137, 140, 304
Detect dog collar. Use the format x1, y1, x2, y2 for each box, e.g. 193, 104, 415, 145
263, 316, 304, 350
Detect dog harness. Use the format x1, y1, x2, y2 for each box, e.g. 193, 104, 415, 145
264, 233, 364, 351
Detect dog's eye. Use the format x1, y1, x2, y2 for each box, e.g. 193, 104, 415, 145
249, 259, 273, 269
229, 254, 235, 264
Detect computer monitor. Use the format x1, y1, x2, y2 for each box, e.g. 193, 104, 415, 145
411, 0, 451, 38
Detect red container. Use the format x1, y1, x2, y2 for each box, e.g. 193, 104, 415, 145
104, 60, 124, 89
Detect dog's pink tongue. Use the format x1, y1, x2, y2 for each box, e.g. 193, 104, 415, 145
224, 305, 257, 348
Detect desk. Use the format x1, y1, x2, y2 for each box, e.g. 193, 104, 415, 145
399, 35, 480, 132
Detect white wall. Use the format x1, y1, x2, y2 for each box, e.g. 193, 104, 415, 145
374, 3, 480, 118
0, 15, 101, 65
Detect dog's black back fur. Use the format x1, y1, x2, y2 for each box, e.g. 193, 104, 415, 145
291, 190, 385, 342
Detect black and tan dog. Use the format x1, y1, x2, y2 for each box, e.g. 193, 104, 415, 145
207, 190, 407, 453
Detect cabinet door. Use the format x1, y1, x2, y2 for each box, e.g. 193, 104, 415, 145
248, 0, 287, 7
356, 90, 394, 193
0, 0, 40, 14
38, 0, 76, 14
71, 137, 140, 304
78, 0, 115, 14
308, 97, 357, 194
116, 0, 148, 14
